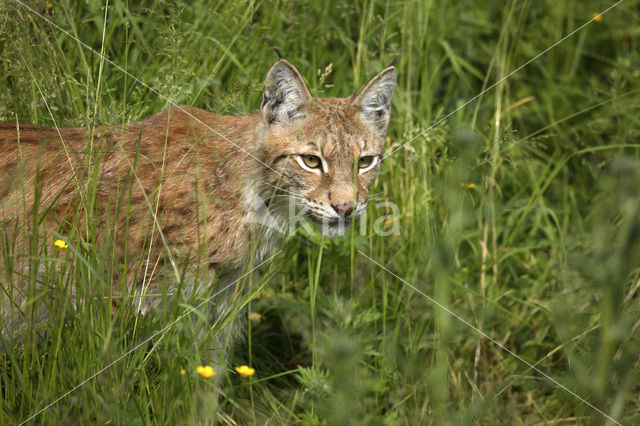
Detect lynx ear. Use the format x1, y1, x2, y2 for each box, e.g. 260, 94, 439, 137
262, 59, 312, 126
351, 66, 397, 136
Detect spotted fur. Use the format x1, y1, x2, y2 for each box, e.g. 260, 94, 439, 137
0, 59, 396, 343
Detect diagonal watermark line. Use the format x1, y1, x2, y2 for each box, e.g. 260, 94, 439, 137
18, 250, 282, 425
11, 0, 300, 198
357, 249, 621, 425
10, 0, 625, 423
383, 0, 625, 161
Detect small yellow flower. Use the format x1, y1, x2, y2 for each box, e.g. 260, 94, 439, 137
45, 2, 52, 8
592, 12, 602, 22
196, 365, 216, 378
466, 183, 476, 189
235, 365, 255, 378
54, 239, 68, 253
180, 368, 186, 375
249, 311, 263, 324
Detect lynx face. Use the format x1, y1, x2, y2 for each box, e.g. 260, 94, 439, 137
259, 60, 396, 238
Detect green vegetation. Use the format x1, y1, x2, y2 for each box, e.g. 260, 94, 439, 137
2, 0, 640, 424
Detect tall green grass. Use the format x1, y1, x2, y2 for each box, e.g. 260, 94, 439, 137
1, 0, 640, 424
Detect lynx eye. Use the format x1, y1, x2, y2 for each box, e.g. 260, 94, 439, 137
302, 155, 321, 168
357, 155, 378, 173
296, 154, 323, 173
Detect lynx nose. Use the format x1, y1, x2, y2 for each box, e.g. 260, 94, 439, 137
332, 202, 355, 218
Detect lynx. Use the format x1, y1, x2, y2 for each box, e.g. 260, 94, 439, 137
0, 58, 396, 358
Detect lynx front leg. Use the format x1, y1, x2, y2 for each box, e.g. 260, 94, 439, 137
196, 306, 246, 423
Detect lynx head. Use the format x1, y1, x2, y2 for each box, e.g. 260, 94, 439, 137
259, 59, 396, 238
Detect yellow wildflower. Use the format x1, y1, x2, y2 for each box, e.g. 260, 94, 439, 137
54, 239, 68, 253
592, 13, 602, 22
196, 365, 216, 378
249, 311, 263, 324
180, 368, 186, 375
235, 365, 255, 378
466, 183, 476, 189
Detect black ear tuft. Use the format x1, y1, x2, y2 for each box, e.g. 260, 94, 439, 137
263, 38, 283, 60
387, 47, 405, 67
262, 60, 312, 126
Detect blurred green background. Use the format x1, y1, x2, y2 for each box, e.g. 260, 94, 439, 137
1, 0, 640, 424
